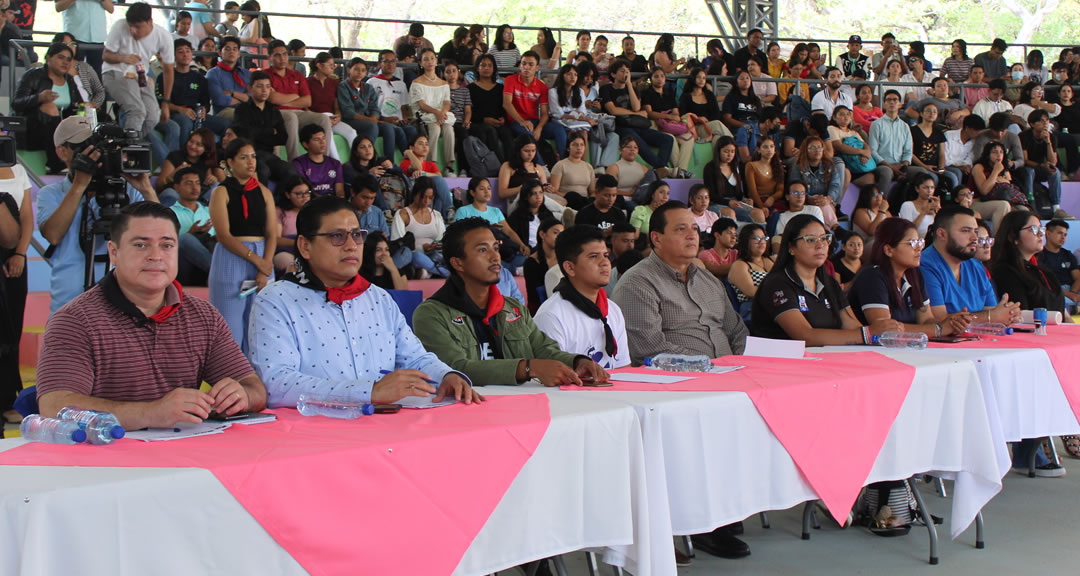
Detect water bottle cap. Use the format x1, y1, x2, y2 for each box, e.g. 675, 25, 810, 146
871, 335, 880, 344
71, 429, 87, 443
1004, 327, 1013, 335
362, 403, 375, 416
643, 357, 653, 367
110, 426, 126, 439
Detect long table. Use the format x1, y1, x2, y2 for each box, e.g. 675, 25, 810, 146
485, 351, 1010, 568
0, 395, 655, 576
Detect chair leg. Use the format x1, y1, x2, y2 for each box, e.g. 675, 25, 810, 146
585, 551, 600, 576
759, 511, 771, 529
908, 478, 940, 565
935, 476, 947, 498
810, 507, 821, 529
1047, 437, 1062, 466
801, 500, 816, 540
975, 511, 985, 549
682, 535, 695, 558
552, 556, 569, 576
1028, 439, 1040, 477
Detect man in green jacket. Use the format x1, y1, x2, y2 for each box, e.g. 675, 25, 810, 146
414, 218, 609, 386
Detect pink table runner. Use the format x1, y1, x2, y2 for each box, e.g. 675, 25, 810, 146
930, 325, 1080, 424
564, 352, 915, 522
0, 395, 551, 576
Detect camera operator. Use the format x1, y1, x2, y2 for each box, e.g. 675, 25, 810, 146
37, 116, 157, 317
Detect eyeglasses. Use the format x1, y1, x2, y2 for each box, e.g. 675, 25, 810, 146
380, 58, 397, 64
309, 229, 368, 246
977, 237, 995, 247
904, 238, 926, 249
807, 145, 824, 152
795, 233, 833, 246
750, 235, 770, 243
1022, 224, 1047, 236
290, 189, 313, 196
788, 190, 807, 197
956, 191, 973, 198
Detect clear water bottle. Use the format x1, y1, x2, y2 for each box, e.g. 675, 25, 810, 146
56, 407, 126, 444
643, 354, 713, 372
967, 322, 1013, 336
873, 330, 928, 349
20, 415, 87, 444
296, 393, 375, 419
193, 104, 203, 130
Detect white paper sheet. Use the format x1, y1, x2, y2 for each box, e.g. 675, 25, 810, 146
707, 365, 745, 375
743, 336, 806, 359
396, 395, 459, 409
125, 421, 231, 442
609, 373, 694, 384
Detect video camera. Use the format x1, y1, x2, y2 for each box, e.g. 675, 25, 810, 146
71, 122, 153, 220
0, 116, 25, 168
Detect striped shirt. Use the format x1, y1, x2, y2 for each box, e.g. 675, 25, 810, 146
611, 252, 749, 366
36, 276, 255, 402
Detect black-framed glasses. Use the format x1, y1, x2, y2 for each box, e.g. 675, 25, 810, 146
309, 229, 368, 246
795, 233, 833, 246
290, 188, 313, 197
750, 235, 770, 243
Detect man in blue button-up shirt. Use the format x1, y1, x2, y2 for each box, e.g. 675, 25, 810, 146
249, 196, 483, 408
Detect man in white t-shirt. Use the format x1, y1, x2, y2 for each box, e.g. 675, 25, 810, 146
102, 3, 174, 146
811, 67, 852, 119
535, 225, 630, 369
772, 180, 826, 249
366, 49, 418, 149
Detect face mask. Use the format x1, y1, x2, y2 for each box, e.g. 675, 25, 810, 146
1012, 71, 1024, 81
1056, 73, 1067, 82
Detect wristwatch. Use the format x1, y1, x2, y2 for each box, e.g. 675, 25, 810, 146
524, 359, 531, 380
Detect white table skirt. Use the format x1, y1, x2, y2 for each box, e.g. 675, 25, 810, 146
0, 396, 653, 576
489, 351, 1005, 543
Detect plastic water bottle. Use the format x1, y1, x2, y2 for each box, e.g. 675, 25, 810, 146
643, 354, 713, 372
874, 330, 928, 349
967, 322, 1013, 336
19, 415, 87, 444
1033, 308, 1048, 336
193, 104, 204, 130
296, 393, 375, 419
56, 407, 126, 444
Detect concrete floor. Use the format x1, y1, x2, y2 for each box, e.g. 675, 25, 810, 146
530, 439, 1080, 575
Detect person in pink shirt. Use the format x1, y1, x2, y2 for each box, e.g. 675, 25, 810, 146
851, 84, 883, 133
698, 217, 738, 280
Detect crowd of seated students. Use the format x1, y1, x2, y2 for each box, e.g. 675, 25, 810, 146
12, 14, 1080, 559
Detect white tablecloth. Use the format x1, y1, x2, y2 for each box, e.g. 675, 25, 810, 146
0, 396, 652, 576
489, 351, 1006, 544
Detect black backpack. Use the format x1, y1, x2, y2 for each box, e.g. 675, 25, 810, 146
1031, 181, 1054, 220
462, 136, 501, 178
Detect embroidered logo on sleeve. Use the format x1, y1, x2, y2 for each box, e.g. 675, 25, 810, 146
772, 290, 788, 307
798, 295, 809, 312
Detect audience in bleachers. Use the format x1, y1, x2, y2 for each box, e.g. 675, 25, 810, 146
170, 165, 214, 284
14, 42, 84, 173
391, 176, 449, 279
272, 174, 310, 274
522, 217, 563, 314
232, 70, 296, 186
291, 124, 344, 198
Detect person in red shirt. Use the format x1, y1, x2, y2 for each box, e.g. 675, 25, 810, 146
263, 39, 337, 162
35, 202, 268, 429
503, 50, 566, 165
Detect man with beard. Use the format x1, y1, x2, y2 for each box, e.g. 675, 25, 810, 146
413, 217, 608, 387
811, 66, 853, 119
920, 205, 1022, 324
249, 196, 482, 408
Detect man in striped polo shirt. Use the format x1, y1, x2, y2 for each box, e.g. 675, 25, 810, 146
36, 202, 267, 429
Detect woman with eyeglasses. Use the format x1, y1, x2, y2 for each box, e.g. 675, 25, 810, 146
989, 209, 1069, 477
848, 217, 971, 336
728, 224, 774, 320
13, 42, 83, 174
209, 138, 279, 353
975, 221, 994, 266
752, 214, 902, 345
273, 174, 313, 274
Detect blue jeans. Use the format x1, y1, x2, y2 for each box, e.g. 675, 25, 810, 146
943, 167, 965, 191
378, 121, 417, 154
171, 113, 231, 145
413, 249, 449, 277
509, 122, 568, 165
158, 188, 178, 207
1012, 438, 1050, 468
503, 252, 527, 274
1021, 165, 1062, 206
342, 118, 380, 147
431, 176, 454, 220
614, 126, 674, 170
179, 233, 213, 273
152, 121, 181, 163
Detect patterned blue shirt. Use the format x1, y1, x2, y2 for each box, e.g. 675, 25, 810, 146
249, 279, 468, 408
